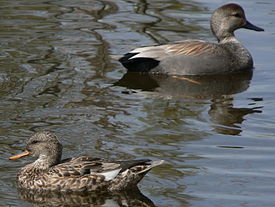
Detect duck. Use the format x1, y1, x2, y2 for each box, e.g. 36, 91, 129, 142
9, 131, 164, 192
119, 3, 264, 75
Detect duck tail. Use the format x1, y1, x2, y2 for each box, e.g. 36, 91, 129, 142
137, 160, 165, 174
129, 160, 164, 186
109, 160, 164, 191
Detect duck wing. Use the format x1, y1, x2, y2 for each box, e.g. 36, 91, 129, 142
119, 40, 215, 72
131, 40, 214, 59
49, 157, 160, 181
163, 40, 215, 57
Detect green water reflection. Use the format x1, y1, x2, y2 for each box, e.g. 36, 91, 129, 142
0, 0, 273, 207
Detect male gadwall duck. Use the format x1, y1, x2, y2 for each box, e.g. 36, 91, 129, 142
9, 132, 164, 192
119, 3, 264, 75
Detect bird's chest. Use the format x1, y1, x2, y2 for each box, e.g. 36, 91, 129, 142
225, 43, 253, 69
17, 167, 46, 189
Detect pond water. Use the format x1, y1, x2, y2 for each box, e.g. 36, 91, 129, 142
0, 0, 275, 206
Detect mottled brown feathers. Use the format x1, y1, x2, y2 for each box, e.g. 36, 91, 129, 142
11, 132, 164, 192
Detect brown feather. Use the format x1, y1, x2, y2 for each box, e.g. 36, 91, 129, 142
166, 40, 214, 56
12, 132, 164, 192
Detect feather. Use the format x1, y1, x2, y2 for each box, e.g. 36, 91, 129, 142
11, 132, 164, 192
97, 168, 121, 181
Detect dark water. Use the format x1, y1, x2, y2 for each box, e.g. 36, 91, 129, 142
0, 0, 274, 206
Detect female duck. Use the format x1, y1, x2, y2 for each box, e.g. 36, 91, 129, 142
119, 3, 264, 75
9, 132, 164, 192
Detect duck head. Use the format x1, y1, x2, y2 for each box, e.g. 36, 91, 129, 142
9, 132, 63, 168
210, 3, 264, 42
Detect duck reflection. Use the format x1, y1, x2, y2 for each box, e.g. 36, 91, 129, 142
115, 71, 262, 135
18, 186, 155, 207
209, 97, 262, 135
115, 71, 252, 98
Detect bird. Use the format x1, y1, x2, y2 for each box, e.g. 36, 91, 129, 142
119, 3, 264, 75
9, 131, 164, 192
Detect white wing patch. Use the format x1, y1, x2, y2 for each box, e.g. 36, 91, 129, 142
101, 199, 120, 207
129, 45, 169, 60
98, 168, 121, 181
121, 169, 129, 177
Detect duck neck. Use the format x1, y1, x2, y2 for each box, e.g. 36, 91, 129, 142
211, 21, 237, 43
31, 152, 62, 170
219, 35, 240, 44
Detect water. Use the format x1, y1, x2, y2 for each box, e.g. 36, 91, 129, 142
0, 0, 274, 206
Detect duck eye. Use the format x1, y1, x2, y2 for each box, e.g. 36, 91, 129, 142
31, 140, 39, 144
232, 13, 241, 18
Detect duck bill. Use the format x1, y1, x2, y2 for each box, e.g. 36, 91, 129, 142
243, 20, 264, 31
9, 151, 30, 160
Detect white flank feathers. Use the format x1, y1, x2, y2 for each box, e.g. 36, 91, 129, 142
98, 168, 121, 181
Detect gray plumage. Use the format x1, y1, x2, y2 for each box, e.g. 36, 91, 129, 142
119, 3, 264, 75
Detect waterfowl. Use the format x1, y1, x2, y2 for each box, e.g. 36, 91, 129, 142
119, 3, 264, 75
9, 132, 164, 192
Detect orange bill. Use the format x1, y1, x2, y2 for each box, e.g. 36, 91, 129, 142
9, 151, 30, 160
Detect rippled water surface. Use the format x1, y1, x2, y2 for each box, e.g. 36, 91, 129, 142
0, 0, 275, 206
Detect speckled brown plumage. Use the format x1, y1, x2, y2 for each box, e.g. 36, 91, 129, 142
18, 186, 156, 207
10, 132, 164, 192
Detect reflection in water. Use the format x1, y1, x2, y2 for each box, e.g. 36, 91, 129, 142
115, 71, 252, 98
115, 71, 262, 135
1, 0, 272, 206
134, 0, 208, 43
18, 186, 155, 207
153, 72, 252, 99
209, 98, 263, 135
